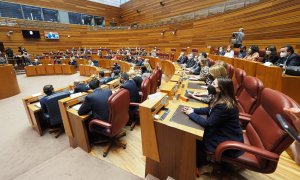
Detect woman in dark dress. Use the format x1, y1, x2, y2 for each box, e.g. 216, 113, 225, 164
263, 45, 279, 64
182, 77, 244, 174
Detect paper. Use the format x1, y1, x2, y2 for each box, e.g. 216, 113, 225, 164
70, 92, 82, 99
35, 102, 41, 108
148, 93, 163, 100
72, 104, 82, 111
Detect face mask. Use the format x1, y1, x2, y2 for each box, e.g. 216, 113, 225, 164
207, 85, 217, 95
248, 49, 252, 53
266, 51, 271, 55
280, 52, 288, 58
219, 49, 223, 52
227, 49, 231, 52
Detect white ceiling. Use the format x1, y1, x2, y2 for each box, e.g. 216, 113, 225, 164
87, 0, 130, 7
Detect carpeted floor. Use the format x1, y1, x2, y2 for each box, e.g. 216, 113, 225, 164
0, 73, 87, 180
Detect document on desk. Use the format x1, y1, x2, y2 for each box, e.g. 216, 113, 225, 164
170, 105, 204, 130
72, 104, 82, 111
70, 92, 82, 99
35, 102, 41, 108
148, 93, 164, 100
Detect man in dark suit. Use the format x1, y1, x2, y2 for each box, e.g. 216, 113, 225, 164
120, 73, 140, 105
98, 71, 113, 84
276, 45, 300, 67
111, 62, 121, 78
73, 80, 90, 93
40, 85, 55, 119
135, 56, 144, 66
78, 79, 112, 121
177, 52, 188, 64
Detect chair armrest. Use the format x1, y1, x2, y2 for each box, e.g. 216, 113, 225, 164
130, 102, 140, 107
215, 141, 279, 162
89, 119, 112, 132
239, 112, 252, 123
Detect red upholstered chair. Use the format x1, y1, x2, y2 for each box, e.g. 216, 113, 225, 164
149, 70, 158, 94
215, 88, 297, 173
226, 63, 234, 79
155, 68, 163, 87
233, 68, 246, 97
89, 89, 130, 157
129, 78, 151, 130
237, 76, 264, 118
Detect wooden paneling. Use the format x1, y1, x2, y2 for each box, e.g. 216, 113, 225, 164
0, 0, 299, 56
8, 0, 121, 24
120, 0, 225, 25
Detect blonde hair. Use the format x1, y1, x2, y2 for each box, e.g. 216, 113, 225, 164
127, 69, 136, 78
215, 60, 227, 69
209, 64, 228, 79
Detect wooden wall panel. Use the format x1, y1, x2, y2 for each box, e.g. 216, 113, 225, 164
120, 0, 225, 25
0, 0, 299, 55
7, 0, 121, 23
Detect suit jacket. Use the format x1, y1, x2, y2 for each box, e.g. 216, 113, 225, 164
40, 92, 56, 120
186, 59, 196, 68
78, 88, 112, 121
74, 83, 90, 93
121, 80, 140, 103
286, 53, 300, 66
135, 59, 143, 66
188, 104, 244, 157
177, 56, 188, 64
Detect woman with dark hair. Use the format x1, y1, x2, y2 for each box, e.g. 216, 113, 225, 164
237, 46, 247, 58
263, 45, 279, 64
182, 77, 244, 174
244, 45, 259, 61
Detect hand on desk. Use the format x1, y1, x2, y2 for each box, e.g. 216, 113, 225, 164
193, 91, 208, 97
182, 106, 193, 115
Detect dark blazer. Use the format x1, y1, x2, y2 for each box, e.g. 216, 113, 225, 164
263, 54, 279, 63
188, 104, 244, 157
186, 59, 196, 68
121, 79, 140, 103
286, 53, 300, 66
78, 88, 112, 121
74, 83, 90, 93
135, 59, 144, 66
177, 56, 188, 64
40, 92, 56, 120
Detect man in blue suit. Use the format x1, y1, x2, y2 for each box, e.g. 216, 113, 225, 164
78, 79, 112, 121
120, 73, 140, 106
73, 80, 90, 93
276, 45, 300, 67
40, 85, 55, 119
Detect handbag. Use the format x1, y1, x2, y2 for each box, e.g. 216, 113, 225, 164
285, 66, 300, 76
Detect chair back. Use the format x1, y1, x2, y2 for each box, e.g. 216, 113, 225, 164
149, 71, 158, 94
141, 78, 151, 102
227, 63, 234, 79
108, 89, 130, 136
156, 68, 163, 87
237, 76, 263, 114
233, 68, 246, 96
45, 91, 70, 126
208, 58, 215, 67
244, 88, 296, 172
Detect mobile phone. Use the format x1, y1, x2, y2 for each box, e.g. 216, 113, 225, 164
276, 114, 300, 143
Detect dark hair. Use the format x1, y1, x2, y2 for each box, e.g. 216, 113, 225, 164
141, 66, 147, 74
201, 52, 207, 58
211, 77, 237, 109
133, 76, 143, 90
266, 45, 277, 56
282, 44, 294, 54
43, 85, 54, 96
250, 45, 259, 53
88, 79, 100, 90
240, 46, 246, 51
121, 72, 129, 81
99, 71, 105, 77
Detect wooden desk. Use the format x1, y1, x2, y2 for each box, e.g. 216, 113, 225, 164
28, 103, 44, 136
159, 82, 177, 100
25, 64, 76, 76
45, 64, 55, 75
36, 65, 46, 75
54, 64, 63, 74
24, 66, 37, 76
140, 92, 206, 180
106, 78, 120, 89
170, 74, 181, 83
0, 64, 20, 99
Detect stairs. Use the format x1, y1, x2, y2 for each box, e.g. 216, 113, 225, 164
14, 148, 142, 180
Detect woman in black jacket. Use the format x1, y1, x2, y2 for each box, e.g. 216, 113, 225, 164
182, 77, 244, 174
263, 45, 279, 63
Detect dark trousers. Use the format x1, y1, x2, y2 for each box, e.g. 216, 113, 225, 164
196, 140, 209, 168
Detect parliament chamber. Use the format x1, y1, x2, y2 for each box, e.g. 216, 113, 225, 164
1, 0, 300, 180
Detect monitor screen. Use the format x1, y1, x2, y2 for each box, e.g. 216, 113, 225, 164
22, 30, 41, 39
44, 31, 59, 39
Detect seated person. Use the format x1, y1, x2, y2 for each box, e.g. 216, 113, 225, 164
224, 45, 234, 58
69, 56, 77, 66
132, 76, 143, 91
263, 45, 278, 64
185, 54, 196, 68
125, 54, 135, 63
32, 59, 40, 65
217, 46, 225, 56
189, 58, 210, 84
106, 53, 112, 60
98, 71, 113, 84
73, 79, 90, 93
134, 56, 144, 66
143, 58, 152, 73
40, 85, 55, 119
275, 45, 300, 67
183, 77, 244, 173
237, 46, 247, 58
78, 79, 112, 122
284, 108, 300, 165
87, 59, 94, 66
53, 57, 61, 64
244, 45, 259, 61
111, 62, 121, 78
120, 73, 140, 106
177, 52, 188, 64
188, 52, 208, 75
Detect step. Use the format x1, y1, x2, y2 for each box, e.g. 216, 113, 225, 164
15, 147, 142, 180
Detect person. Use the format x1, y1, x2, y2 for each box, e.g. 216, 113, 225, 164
73, 79, 90, 93
53, 57, 61, 64
275, 45, 300, 67
284, 107, 300, 165
189, 53, 207, 75
132, 76, 143, 91
151, 47, 157, 57
263, 45, 279, 64
224, 45, 234, 58
32, 59, 40, 65
0, 51, 6, 64
111, 62, 121, 78
120, 73, 140, 105
69, 56, 77, 67
244, 45, 259, 61
182, 77, 244, 173
135, 56, 144, 66
232, 28, 245, 48
237, 46, 247, 58
217, 46, 225, 56
98, 71, 113, 84
78, 79, 112, 121
40, 85, 55, 118
87, 59, 94, 66
97, 48, 102, 57
143, 58, 152, 73
185, 54, 196, 68
177, 52, 188, 64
